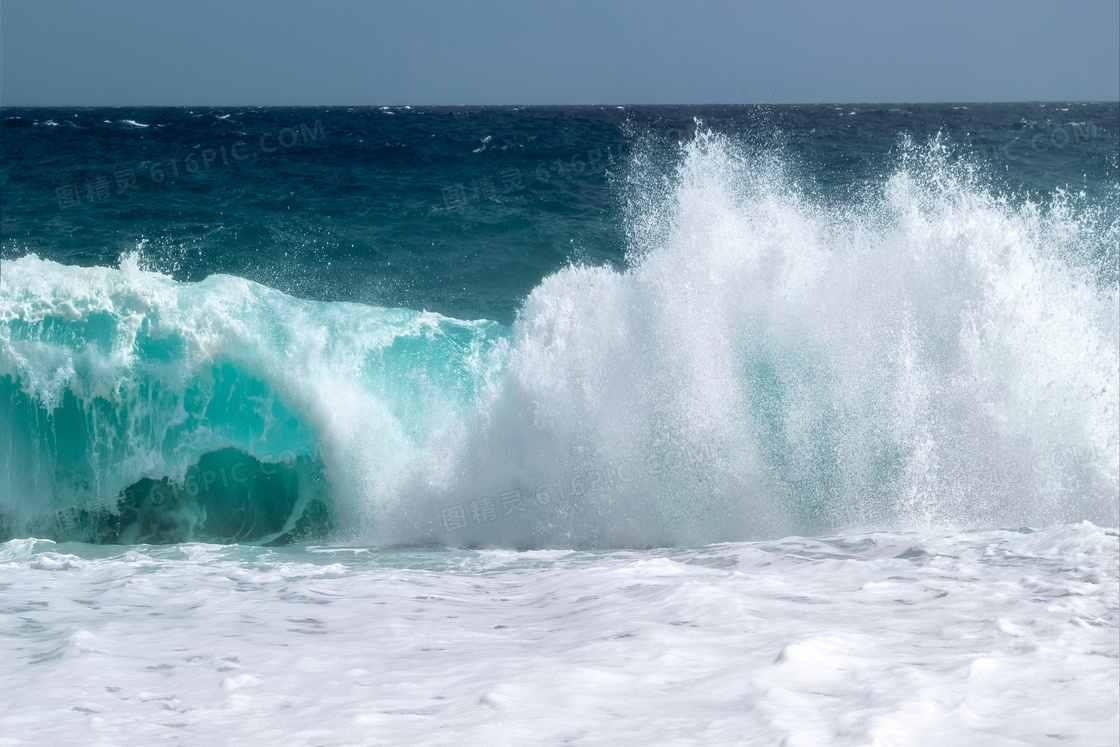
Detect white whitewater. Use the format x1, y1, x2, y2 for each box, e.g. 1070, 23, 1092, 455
0, 524, 1116, 745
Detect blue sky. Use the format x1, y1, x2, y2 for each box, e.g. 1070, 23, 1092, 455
2, 0, 1117, 105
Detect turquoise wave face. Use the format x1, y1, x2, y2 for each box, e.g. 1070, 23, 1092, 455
1, 132, 1117, 547
0, 255, 510, 543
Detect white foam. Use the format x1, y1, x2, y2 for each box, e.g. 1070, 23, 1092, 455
0, 524, 1114, 744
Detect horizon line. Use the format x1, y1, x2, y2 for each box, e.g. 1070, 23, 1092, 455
3, 100, 1119, 109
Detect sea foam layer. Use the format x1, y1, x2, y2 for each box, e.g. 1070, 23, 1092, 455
0, 524, 1116, 745
1, 134, 1117, 546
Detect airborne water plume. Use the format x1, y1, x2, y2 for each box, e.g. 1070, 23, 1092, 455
1, 113, 1117, 547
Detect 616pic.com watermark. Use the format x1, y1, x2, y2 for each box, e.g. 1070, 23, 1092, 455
970, 442, 1099, 489
987, 120, 1104, 164
439, 443, 718, 533
53, 120, 326, 211
441, 143, 628, 212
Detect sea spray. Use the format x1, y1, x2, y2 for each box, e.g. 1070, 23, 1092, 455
1, 133, 1116, 546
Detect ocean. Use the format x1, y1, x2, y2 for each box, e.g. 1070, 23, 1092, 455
1, 104, 1118, 744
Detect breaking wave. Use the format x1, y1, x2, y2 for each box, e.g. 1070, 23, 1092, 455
2, 132, 1116, 546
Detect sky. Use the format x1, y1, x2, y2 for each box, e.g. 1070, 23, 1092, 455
1, 0, 1117, 106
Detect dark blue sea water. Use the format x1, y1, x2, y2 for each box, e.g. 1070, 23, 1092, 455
1, 104, 1117, 547
4, 105, 1116, 321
